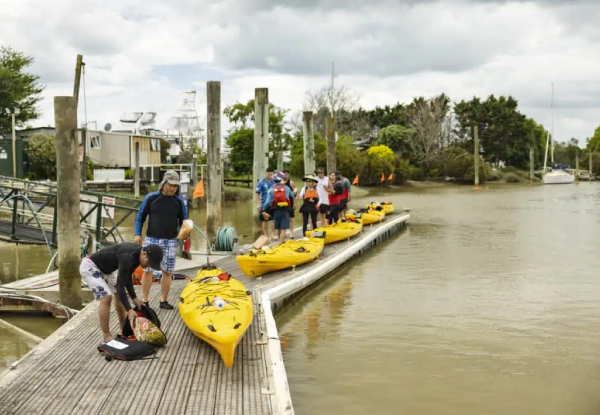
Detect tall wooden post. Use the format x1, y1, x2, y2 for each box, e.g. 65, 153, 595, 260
253, 88, 269, 176
253, 88, 269, 219
206, 81, 222, 239
589, 153, 593, 182
530, 147, 534, 182
134, 142, 140, 198
192, 154, 198, 209
73, 55, 83, 104
54, 96, 82, 309
575, 151, 579, 177
326, 117, 336, 173
473, 125, 480, 187
303, 111, 315, 175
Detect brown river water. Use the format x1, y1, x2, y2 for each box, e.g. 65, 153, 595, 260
2, 183, 600, 414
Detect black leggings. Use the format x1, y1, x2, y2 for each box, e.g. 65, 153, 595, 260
302, 211, 318, 236
328, 204, 342, 224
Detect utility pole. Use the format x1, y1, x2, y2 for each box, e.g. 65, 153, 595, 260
326, 117, 336, 173
54, 96, 82, 309
473, 125, 480, 188
206, 81, 222, 239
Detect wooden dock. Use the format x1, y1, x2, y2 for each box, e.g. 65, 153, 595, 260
0, 213, 410, 415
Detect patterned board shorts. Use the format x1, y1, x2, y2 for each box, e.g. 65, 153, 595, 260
80, 257, 117, 301
143, 236, 178, 275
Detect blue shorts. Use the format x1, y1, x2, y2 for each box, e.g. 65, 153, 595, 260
143, 236, 178, 275
273, 209, 290, 230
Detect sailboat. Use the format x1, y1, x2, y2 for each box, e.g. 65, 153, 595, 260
542, 83, 575, 185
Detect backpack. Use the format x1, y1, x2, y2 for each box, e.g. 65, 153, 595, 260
122, 304, 162, 339
98, 338, 156, 361
272, 184, 289, 208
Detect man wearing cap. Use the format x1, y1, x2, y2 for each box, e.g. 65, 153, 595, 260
134, 170, 187, 310
262, 173, 295, 245
79, 242, 163, 342
336, 171, 352, 218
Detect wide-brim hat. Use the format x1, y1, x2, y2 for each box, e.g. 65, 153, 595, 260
303, 174, 318, 182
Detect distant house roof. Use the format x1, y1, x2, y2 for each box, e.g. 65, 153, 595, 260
1, 127, 56, 141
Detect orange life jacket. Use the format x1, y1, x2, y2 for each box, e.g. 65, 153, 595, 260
303, 188, 318, 201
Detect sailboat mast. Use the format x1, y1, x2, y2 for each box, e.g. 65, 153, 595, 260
551, 82, 554, 164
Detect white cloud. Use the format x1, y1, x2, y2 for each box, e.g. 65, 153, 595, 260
1, 0, 598, 142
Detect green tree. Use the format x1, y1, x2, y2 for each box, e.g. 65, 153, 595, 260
225, 128, 254, 175
223, 100, 291, 175
26, 133, 56, 179
453, 95, 530, 168
586, 125, 600, 151
0, 47, 45, 132
376, 124, 415, 157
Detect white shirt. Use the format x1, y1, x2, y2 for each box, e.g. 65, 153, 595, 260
316, 176, 330, 205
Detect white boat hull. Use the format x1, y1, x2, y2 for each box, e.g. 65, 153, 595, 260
543, 170, 575, 184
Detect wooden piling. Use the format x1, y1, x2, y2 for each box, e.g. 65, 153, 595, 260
589, 153, 593, 181
473, 125, 480, 187
253, 89, 269, 176
54, 96, 82, 310
134, 142, 140, 198
253, 88, 269, 219
303, 111, 315, 175
206, 81, 222, 239
326, 117, 336, 173
192, 154, 199, 209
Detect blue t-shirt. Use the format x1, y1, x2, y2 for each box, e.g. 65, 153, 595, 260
256, 178, 274, 205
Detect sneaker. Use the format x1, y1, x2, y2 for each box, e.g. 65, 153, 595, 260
159, 301, 174, 310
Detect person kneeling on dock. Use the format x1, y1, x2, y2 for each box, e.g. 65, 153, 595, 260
262, 174, 295, 245
79, 243, 163, 342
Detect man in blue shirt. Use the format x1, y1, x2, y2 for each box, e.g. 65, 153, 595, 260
134, 170, 186, 310
262, 174, 295, 245
256, 167, 275, 238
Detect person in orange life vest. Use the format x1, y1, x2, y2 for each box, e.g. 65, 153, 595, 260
327, 172, 344, 224
297, 174, 320, 236
262, 174, 295, 245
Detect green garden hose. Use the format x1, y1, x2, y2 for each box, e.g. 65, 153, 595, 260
215, 226, 237, 252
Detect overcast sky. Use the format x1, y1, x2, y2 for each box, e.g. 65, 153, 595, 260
2, 0, 599, 143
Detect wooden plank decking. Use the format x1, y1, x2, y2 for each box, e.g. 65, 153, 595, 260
0, 213, 409, 415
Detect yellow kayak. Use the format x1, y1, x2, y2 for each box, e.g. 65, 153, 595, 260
236, 236, 325, 277
381, 202, 394, 215
305, 220, 362, 244
348, 209, 384, 225
366, 202, 394, 215
179, 265, 253, 367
